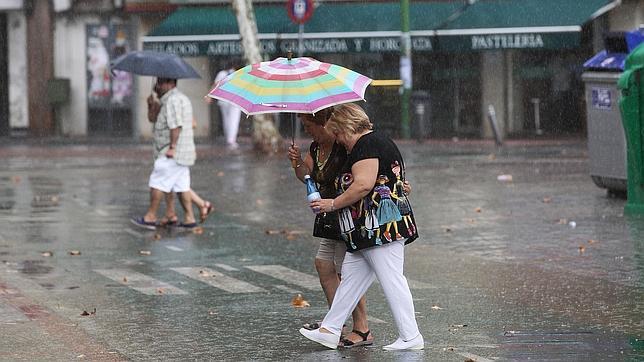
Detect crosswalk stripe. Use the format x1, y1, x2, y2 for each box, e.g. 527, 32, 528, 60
274, 284, 301, 294
124, 229, 143, 238
94, 269, 187, 295
245, 265, 321, 291
214, 263, 239, 272
373, 279, 435, 289
165, 246, 183, 252
406, 279, 436, 289
367, 316, 387, 324
171, 267, 265, 293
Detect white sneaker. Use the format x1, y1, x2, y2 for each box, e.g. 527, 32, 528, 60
383, 334, 424, 351
299, 328, 340, 350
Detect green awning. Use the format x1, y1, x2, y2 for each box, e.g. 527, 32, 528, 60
143, 0, 619, 56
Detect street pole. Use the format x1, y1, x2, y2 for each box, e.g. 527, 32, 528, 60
298, 23, 304, 56
400, 0, 412, 139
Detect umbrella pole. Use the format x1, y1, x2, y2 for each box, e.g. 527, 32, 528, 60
291, 113, 298, 168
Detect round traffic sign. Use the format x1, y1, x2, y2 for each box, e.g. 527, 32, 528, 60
287, 0, 314, 24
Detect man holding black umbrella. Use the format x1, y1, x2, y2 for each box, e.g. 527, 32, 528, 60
131, 78, 197, 229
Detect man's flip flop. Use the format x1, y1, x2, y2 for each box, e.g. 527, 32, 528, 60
340, 330, 373, 348
130, 217, 157, 230
177, 222, 197, 229
159, 216, 178, 227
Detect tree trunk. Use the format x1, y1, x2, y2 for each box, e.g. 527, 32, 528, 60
232, 0, 281, 153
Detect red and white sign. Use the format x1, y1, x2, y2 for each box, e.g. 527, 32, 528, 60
287, 0, 314, 24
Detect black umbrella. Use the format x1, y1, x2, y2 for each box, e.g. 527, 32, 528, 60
111, 50, 201, 79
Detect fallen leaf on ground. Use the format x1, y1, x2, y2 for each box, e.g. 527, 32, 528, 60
542, 197, 552, 203
265, 229, 280, 235
122, 277, 127, 283
588, 239, 598, 244
157, 288, 164, 294
497, 174, 513, 182
199, 270, 211, 277
192, 227, 204, 235
444, 227, 452, 232
557, 218, 568, 224
69, 250, 81, 256
431, 305, 443, 310
474, 207, 482, 213
216, 171, 225, 177
41, 251, 53, 257
487, 154, 496, 160
282, 229, 305, 235
291, 293, 311, 308
80, 308, 96, 316
154, 233, 162, 240
256, 199, 264, 205
139, 250, 151, 256
578, 245, 585, 254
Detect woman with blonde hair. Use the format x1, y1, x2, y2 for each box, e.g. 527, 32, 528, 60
300, 103, 423, 351
288, 107, 373, 347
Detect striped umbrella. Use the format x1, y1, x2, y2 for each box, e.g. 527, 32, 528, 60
206, 56, 372, 116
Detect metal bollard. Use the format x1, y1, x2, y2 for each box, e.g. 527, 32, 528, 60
414, 102, 426, 142
531, 98, 544, 135
487, 105, 502, 146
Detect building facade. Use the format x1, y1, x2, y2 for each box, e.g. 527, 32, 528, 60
2, 0, 643, 140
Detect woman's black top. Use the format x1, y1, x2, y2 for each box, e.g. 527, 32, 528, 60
310, 141, 346, 240
335, 131, 418, 252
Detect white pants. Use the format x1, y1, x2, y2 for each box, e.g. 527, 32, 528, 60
320, 240, 420, 341
218, 101, 241, 146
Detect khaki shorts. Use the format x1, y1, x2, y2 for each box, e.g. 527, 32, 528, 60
316, 238, 347, 274
148, 156, 190, 193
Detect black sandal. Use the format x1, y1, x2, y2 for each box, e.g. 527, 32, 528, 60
340, 329, 373, 348
301, 321, 321, 330
302, 321, 347, 331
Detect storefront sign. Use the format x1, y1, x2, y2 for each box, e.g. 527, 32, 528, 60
144, 36, 435, 56
143, 32, 579, 56
471, 33, 544, 50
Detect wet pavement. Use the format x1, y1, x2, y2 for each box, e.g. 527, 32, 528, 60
0, 137, 642, 361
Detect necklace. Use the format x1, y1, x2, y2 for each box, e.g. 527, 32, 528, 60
316, 143, 332, 170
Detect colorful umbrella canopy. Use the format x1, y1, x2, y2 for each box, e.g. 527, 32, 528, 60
206, 57, 372, 115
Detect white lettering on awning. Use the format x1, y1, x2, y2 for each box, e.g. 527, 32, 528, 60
471, 34, 544, 50
369, 38, 400, 52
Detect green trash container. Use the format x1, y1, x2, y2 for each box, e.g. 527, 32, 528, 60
618, 43, 644, 214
